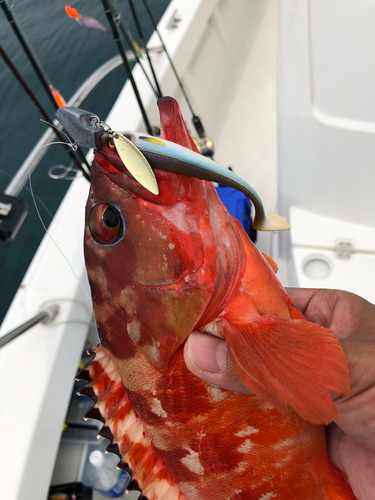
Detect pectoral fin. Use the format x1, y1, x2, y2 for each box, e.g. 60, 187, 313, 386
325, 464, 357, 500
223, 315, 350, 424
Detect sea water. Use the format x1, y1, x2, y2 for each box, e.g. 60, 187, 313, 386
0, 0, 170, 322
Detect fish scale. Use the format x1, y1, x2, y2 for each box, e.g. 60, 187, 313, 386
79, 97, 357, 499
79, 344, 330, 500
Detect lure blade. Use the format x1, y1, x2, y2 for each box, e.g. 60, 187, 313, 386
113, 132, 159, 195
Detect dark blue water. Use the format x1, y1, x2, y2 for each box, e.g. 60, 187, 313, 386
0, 0, 170, 323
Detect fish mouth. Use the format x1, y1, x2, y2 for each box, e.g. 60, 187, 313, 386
96, 146, 134, 177
94, 147, 159, 200
94, 145, 183, 206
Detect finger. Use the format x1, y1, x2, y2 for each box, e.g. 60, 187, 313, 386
327, 423, 375, 499
184, 331, 251, 394
286, 287, 322, 313
286, 287, 337, 328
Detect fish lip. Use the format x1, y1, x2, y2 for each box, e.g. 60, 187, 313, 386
95, 149, 126, 175
94, 150, 165, 205
95, 149, 143, 192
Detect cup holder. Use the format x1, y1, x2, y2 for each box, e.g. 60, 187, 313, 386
302, 255, 332, 280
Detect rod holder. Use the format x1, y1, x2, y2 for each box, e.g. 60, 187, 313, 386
0, 304, 59, 348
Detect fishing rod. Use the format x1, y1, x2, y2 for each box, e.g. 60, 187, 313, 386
127, 0, 163, 99
140, 0, 206, 139
101, 0, 154, 135
106, 0, 159, 99
0, 0, 90, 171
0, 45, 91, 181
0, 0, 63, 110
64, 4, 158, 99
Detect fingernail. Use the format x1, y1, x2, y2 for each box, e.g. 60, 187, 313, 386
187, 332, 227, 373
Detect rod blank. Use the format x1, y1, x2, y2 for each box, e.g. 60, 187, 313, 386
0, 305, 58, 348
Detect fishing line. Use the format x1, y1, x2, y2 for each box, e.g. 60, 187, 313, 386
27, 139, 93, 305
38, 120, 82, 181
39, 119, 79, 151
0, 168, 55, 220
48, 163, 81, 181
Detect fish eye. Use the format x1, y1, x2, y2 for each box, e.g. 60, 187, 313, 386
108, 138, 116, 150
88, 203, 124, 245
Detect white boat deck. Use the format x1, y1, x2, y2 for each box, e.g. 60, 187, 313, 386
211, 0, 278, 255
209, 0, 277, 216
2, 0, 375, 498
0, 1, 279, 498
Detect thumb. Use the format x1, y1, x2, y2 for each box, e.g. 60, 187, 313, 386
184, 331, 251, 394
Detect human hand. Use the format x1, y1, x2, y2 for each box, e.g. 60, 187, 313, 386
184, 288, 375, 500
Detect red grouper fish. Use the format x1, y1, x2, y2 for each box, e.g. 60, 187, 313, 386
79, 97, 357, 500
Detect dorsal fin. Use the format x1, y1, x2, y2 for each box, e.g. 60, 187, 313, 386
77, 344, 180, 500
157, 96, 199, 152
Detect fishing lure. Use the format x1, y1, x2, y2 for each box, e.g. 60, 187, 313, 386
55, 106, 289, 231
65, 5, 107, 32
56, 98, 356, 499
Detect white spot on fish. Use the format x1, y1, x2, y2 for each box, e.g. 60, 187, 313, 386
273, 438, 297, 450
127, 316, 141, 343
235, 425, 259, 437
120, 287, 138, 315
162, 254, 168, 270
150, 397, 168, 418
112, 410, 138, 439
262, 402, 274, 410
168, 243, 175, 249
88, 265, 109, 291
113, 352, 160, 394
233, 461, 248, 474
178, 484, 201, 499
136, 214, 140, 219
206, 384, 227, 402
275, 453, 293, 469
147, 484, 180, 500
151, 225, 167, 240
259, 493, 276, 500
117, 413, 144, 444
162, 202, 194, 233
181, 448, 204, 475
237, 439, 254, 453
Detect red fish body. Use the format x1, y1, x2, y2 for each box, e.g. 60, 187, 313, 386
81, 98, 356, 499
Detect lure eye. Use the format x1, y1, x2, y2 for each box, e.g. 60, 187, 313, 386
88, 203, 123, 244
108, 138, 116, 150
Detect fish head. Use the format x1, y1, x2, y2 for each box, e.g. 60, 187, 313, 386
84, 98, 216, 371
